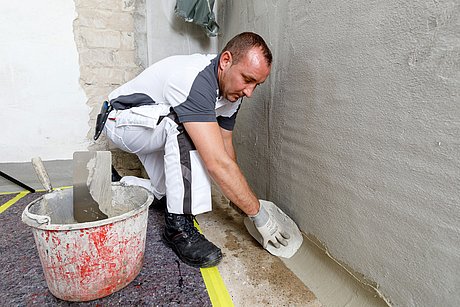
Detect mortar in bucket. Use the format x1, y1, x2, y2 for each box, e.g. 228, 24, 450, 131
21, 183, 153, 302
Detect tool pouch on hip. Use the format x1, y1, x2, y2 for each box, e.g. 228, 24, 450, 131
94, 101, 113, 140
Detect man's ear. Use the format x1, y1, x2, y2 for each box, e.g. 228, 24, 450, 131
219, 51, 232, 70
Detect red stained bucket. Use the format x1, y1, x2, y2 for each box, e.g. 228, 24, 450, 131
22, 184, 153, 301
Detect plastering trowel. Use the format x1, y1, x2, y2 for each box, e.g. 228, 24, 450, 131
31, 157, 53, 193
73, 151, 111, 223
244, 200, 303, 258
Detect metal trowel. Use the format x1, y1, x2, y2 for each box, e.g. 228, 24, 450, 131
244, 200, 303, 258
73, 151, 111, 223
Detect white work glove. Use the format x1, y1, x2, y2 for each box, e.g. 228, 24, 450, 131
249, 200, 290, 248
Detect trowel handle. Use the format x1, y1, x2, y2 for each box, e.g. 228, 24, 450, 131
31, 157, 53, 192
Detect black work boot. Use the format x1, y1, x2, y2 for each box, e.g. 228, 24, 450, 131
162, 212, 223, 268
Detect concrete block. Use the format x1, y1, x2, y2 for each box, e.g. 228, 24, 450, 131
77, 9, 112, 29
80, 28, 121, 49
123, 67, 142, 82
85, 67, 126, 85
120, 32, 135, 50
73, 0, 143, 172
75, 0, 121, 10
83, 86, 116, 101
79, 49, 115, 66
113, 50, 138, 67
77, 9, 134, 32
107, 12, 135, 31
122, 0, 136, 12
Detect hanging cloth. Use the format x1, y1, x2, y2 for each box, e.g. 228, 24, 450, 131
175, 0, 220, 37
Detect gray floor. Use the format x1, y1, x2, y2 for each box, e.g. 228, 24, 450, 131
0, 160, 73, 192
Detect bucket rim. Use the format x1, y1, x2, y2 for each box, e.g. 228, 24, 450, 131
21, 183, 153, 231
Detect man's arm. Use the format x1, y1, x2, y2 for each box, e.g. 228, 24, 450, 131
185, 121, 290, 248
220, 128, 237, 162
183, 121, 259, 215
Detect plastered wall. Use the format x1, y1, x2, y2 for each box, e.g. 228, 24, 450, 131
145, 0, 218, 64
3, 1, 458, 304
219, 1, 460, 306
0, 1, 89, 162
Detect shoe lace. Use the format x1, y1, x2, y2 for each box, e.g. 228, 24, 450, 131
182, 215, 203, 241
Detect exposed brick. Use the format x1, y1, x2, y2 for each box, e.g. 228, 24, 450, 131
77, 9, 112, 29
113, 50, 138, 67
83, 86, 116, 100
122, 0, 136, 12
75, 0, 121, 10
120, 32, 135, 50
123, 67, 142, 82
79, 49, 115, 66
107, 12, 135, 31
77, 9, 134, 32
80, 28, 121, 49
75, 0, 142, 171
85, 67, 126, 85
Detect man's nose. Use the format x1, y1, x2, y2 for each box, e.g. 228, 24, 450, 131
243, 85, 255, 98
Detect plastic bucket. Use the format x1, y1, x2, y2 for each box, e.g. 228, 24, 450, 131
22, 183, 153, 302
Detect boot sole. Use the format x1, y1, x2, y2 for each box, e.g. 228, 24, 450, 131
162, 233, 223, 268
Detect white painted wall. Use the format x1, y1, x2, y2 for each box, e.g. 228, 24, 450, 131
0, 0, 89, 162
219, 1, 460, 306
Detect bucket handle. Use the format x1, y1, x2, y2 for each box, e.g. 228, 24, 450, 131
22, 203, 51, 227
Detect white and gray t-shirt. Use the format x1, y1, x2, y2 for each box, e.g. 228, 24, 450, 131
108, 53, 242, 131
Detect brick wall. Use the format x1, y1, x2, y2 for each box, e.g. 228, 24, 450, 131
73, 0, 146, 177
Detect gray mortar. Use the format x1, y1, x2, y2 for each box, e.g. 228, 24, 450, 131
25, 184, 151, 226
218, 1, 460, 306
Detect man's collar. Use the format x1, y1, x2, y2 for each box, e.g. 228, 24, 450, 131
213, 53, 221, 97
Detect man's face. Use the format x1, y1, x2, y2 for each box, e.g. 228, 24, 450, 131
218, 47, 271, 102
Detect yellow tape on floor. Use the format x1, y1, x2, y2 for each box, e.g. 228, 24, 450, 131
0, 191, 29, 214
201, 266, 234, 307
194, 221, 234, 307
0, 190, 27, 195
0, 186, 72, 195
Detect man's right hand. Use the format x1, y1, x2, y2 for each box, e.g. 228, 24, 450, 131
249, 200, 290, 248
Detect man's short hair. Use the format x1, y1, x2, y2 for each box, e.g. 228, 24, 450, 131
222, 32, 272, 66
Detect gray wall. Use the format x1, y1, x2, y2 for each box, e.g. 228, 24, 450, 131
219, 1, 460, 306
145, 0, 218, 64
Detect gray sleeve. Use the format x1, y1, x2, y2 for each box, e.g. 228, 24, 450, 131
173, 66, 218, 123
218, 98, 242, 130
217, 111, 239, 131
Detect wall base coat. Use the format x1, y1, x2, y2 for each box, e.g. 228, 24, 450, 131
283, 234, 390, 307
219, 1, 460, 306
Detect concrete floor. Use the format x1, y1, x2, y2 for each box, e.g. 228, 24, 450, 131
1, 161, 389, 306
198, 189, 321, 306
0, 161, 321, 306
0, 160, 73, 193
